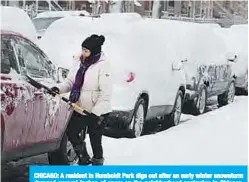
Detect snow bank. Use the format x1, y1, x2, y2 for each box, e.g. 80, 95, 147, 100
85, 96, 248, 165
1, 6, 37, 42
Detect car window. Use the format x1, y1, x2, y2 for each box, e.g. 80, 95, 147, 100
1, 36, 19, 74
15, 38, 51, 78
32, 17, 62, 31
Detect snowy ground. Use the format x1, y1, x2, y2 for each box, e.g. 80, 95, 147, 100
2, 96, 248, 182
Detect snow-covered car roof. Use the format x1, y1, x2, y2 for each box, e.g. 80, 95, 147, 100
34, 10, 90, 19
100, 13, 142, 23
38, 16, 99, 68
38, 16, 177, 70
214, 25, 248, 57
1, 6, 37, 42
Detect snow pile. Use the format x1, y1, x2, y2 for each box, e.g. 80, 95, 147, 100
85, 97, 248, 165
1, 6, 37, 42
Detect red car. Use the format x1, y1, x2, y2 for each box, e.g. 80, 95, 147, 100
1, 30, 77, 165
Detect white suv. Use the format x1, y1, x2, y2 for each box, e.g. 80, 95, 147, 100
39, 17, 187, 138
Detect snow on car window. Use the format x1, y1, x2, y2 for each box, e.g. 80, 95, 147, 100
15, 40, 50, 78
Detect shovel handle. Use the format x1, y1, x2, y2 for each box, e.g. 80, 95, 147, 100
56, 94, 90, 115
25, 75, 91, 115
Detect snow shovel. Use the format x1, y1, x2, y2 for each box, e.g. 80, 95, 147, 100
24, 74, 91, 116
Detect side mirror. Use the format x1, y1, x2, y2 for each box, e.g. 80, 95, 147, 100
172, 61, 184, 71
57, 67, 69, 83
225, 52, 238, 62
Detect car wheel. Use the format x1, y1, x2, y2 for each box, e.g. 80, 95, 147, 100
163, 90, 183, 128
218, 81, 235, 107
129, 98, 146, 138
189, 85, 207, 115
48, 134, 79, 165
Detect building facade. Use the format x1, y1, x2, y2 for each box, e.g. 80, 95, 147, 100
1, 0, 248, 23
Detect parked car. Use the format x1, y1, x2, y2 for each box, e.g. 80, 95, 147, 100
214, 25, 248, 95
39, 16, 187, 138
181, 25, 236, 115
0, 30, 85, 165
1, 6, 37, 42
32, 10, 90, 39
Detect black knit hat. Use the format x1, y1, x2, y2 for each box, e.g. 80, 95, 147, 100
81, 34, 105, 55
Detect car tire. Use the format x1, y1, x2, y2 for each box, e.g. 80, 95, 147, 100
48, 133, 79, 165
218, 81, 236, 107
163, 90, 183, 128
128, 98, 146, 138
188, 85, 207, 115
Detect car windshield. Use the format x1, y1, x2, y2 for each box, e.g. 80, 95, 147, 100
32, 17, 62, 31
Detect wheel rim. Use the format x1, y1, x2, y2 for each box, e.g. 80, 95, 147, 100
134, 104, 144, 137
227, 83, 235, 104
198, 89, 206, 114
66, 141, 79, 165
173, 95, 182, 125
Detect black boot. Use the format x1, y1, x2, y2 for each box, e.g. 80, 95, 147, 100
91, 158, 104, 166
74, 143, 91, 165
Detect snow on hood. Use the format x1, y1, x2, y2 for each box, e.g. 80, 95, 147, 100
1, 6, 37, 42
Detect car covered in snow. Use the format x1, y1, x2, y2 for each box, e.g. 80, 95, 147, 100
39, 16, 187, 138
0, 29, 87, 165
214, 25, 248, 95
32, 10, 90, 39
180, 24, 236, 115
1, 6, 37, 43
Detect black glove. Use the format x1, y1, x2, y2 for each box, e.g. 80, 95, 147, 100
69, 90, 80, 103
49, 86, 60, 97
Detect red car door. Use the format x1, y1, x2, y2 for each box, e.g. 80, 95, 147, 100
1, 35, 34, 156
13, 36, 69, 146
13, 36, 52, 145
36, 51, 70, 141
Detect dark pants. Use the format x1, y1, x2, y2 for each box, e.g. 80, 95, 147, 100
66, 111, 107, 159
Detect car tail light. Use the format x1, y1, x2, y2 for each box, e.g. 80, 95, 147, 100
126, 72, 135, 83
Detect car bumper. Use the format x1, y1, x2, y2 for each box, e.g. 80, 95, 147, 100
235, 76, 247, 89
